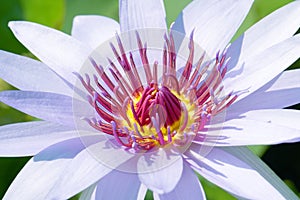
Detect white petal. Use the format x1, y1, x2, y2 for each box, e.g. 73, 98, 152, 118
227, 0, 300, 71
186, 144, 298, 199
95, 170, 140, 199
0, 121, 76, 156
8, 21, 92, 84
79, 184, 97, 200
200, 109, 300, 146
172, 0, 253, 57
153, 193, 160, 200
137, 184, 148, 200
138, 148, 183, 194
119, 0, 167, 32
51, 139, 135, 199
224, 35, 300, 101
0, 91, 78, 127
4, 138, 87, 200
71, 15, 120, 49
228, 69, 300, 117
0, 50, 73, 96
158, 162, 206, 200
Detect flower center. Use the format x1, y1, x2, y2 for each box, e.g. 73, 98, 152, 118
75, 29, 238, 152
123, 82, 196, 149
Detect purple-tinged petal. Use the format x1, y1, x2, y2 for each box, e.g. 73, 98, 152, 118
227, 0, 300, 71
138, 148, 183, 194
0, 90, 74, 126
224, 35, 300, 102
185, 144, 297, 199
72, 15, 120, 49
0, 90, 91, 128
119, 0, 167, 32
0, 50, 73, 96
228, 69, 300, 117
51, 139, 135, 199
226, 146, 299, 199
0, 121, 77, 156
3, 138, 90, 199
8, 21, 92, 84
200, 109, 300, 146
158, 162, 206, 200
261, 69, 300, 91
172, 0, 253, 57
95, 170, 140, 199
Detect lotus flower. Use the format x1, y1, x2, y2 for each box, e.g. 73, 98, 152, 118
0, 0, 300, 199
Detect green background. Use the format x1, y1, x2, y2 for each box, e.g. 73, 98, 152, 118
0, 0, 299, 199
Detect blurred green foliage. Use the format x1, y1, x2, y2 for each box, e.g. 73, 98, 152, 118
20, 0, 65, 29
0, 0, 299, 199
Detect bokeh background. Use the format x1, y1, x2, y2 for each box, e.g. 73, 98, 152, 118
0, 0, 299, 199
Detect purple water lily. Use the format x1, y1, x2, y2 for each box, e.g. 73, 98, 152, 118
0, 0, 300, 199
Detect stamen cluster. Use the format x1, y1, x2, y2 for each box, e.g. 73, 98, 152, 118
76, 30, 237, 151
